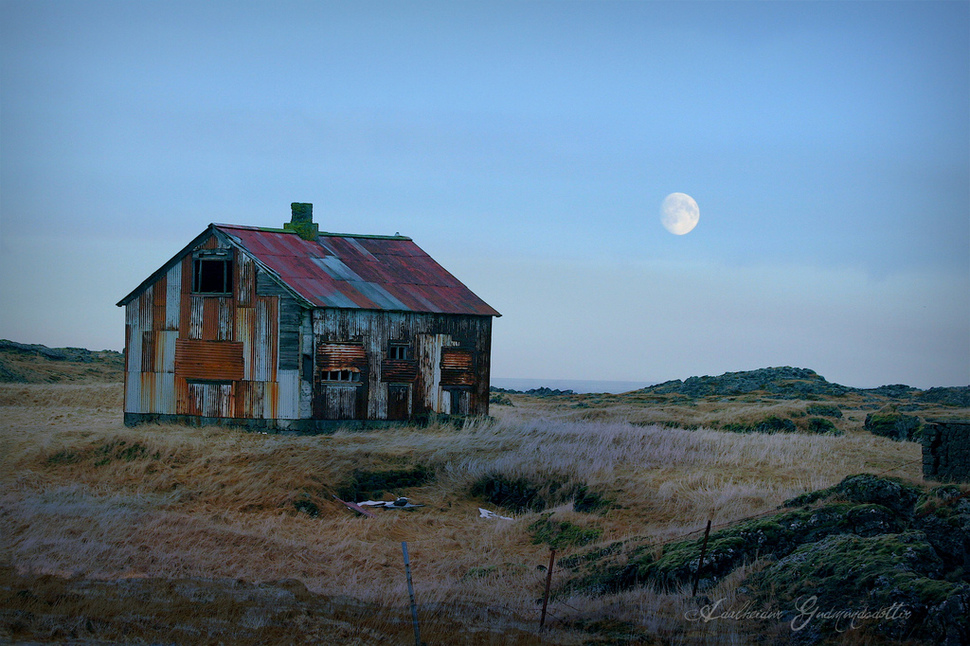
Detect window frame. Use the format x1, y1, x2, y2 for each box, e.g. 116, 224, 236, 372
388, 344, 410, 360
192, 251, 233, 295
321, 369, 362, 384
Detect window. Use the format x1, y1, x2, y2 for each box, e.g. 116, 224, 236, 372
322, 369, 361, 383
193, 256, 233, 294
388, 344, 409, 360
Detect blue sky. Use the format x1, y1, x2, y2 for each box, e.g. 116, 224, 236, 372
1, 0, 967, 388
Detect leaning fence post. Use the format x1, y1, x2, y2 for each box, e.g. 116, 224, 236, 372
539, 548, 557, 631
692, 519, 713, 597
402, 541, 421, 646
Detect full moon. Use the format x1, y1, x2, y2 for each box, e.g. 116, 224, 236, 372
661, 193, 700, 235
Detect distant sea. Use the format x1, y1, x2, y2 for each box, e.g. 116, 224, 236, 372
491, 377, 656, 394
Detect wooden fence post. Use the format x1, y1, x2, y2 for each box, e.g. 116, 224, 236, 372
402, 541, 421, 646
539, 548, 556, 631
692, 519, 713, 597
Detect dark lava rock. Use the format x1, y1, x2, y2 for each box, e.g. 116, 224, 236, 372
745, 531, 969, 645
864, 408, 923, 441
642, 366, 851, 398
783, 473, 923, 517
917, 386, 970, 407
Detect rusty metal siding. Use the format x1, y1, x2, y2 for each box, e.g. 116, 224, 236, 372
236, 253, 256, 307
125, 370, 140, 413
234, 381, 279, 419
126, 321, 142, 376
141, 331, 157, 373
152, 275, 167, 330
382, 360, 418, 382
317, 343, 367, 370
237, 297, 278, 383
139, 372, 176, 414
440, 348, 475, 386
165, 262, 181, 330
122, 229, 292, 423
158, 331, 177, 373
276, 369, 300, 419
174, 339, 244, 381
138, 284, 154, 335
181, 380, 234, 417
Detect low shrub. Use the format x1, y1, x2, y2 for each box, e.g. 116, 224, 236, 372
807, 403, 843, 418
529, 515, 602, 549
572, 484, 614, 514
721, 416, 797, 434
807, 417, 841, 435
293, 498, 319, 517
336, 465, 434, 501
470, 471, 574, 513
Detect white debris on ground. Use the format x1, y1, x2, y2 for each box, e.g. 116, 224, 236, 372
479, 508, 513, 520
356, 497, 424, 510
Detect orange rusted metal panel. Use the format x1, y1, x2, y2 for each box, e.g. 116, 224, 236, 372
381, 359, 418, 382
174, 338, 244, 381
141, 331, 156, 373
317, 343, 367, 371
441, 348, 475, 386
236, 253, 256, 307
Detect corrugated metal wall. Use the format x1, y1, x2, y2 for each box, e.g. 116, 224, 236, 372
124, 232, 299, 421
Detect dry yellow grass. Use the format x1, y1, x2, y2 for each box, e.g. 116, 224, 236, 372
1, 384, 928, 644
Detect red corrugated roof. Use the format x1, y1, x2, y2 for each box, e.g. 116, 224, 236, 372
216, 225, 500, 317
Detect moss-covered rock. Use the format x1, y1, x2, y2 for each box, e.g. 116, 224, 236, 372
864, 407, 922, 441
561, 500, 905, 595
558, 475, 970, 644
782, 473, 923, 517
745, 531, 969, 645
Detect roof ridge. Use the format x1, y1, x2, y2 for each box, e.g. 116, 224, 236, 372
213, 223, 412, 241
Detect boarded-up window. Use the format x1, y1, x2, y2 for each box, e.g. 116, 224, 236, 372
175, 339, 244, 381
316, 343, 367, 371
382, 360, 417, 383
440, 348, 475, 386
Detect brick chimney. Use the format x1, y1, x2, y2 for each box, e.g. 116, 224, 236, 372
284, 202, 319, 241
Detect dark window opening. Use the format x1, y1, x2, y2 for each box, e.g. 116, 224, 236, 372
388, 345, 409, 360
193, 258, 233, 294
322, 370, 361, 383
302, 354, 313, 381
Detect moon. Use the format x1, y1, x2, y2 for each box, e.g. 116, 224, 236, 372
661, 193, 700, 235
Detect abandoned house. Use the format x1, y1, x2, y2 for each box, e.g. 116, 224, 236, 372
116, 203, 500, 431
